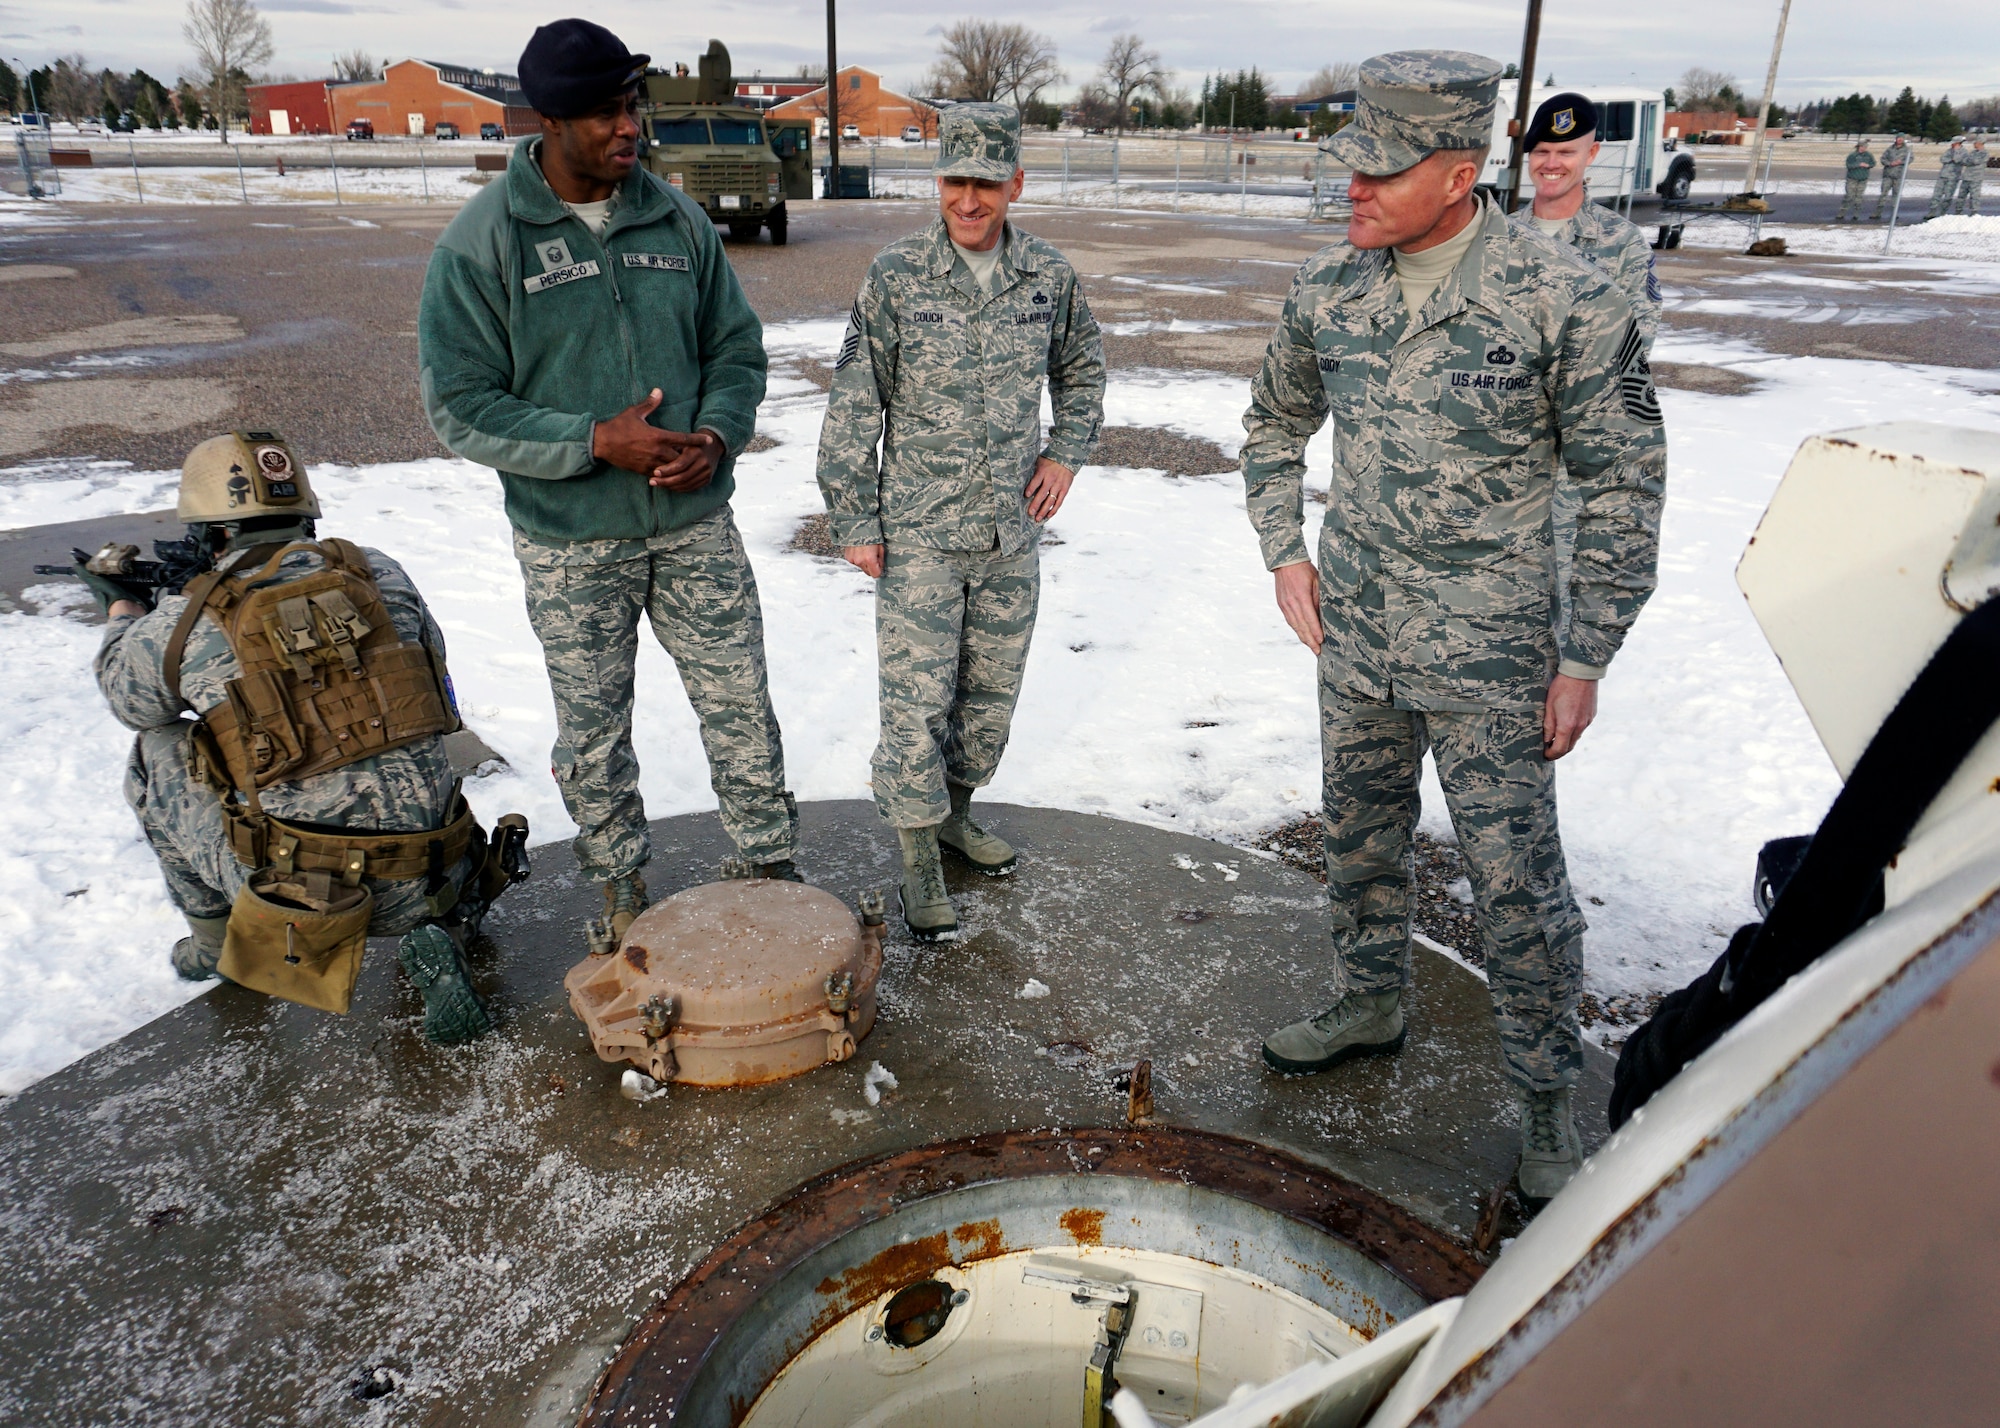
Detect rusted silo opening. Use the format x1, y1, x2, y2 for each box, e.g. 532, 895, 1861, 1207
582, 1127, 1483, 1427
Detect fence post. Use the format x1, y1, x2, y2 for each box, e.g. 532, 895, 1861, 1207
1062, 140, 1069, 205
417, 139, 430, 202
1883, 162, 1907, 254
1239, 139, 1249, 215
128, 133, 144, 203
235, 142, 248, 203
329, 141, 342, 205
1112, 133, 1120, 190
1173, 137, 1180, 212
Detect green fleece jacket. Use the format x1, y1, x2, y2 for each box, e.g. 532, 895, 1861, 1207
418, 138, 767, 542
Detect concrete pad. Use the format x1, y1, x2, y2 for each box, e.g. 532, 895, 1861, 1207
0, 800, 1611, 1424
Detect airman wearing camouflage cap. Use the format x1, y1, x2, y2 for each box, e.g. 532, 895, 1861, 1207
817, 101, 1104, 943
1247, 49, 1667, 1202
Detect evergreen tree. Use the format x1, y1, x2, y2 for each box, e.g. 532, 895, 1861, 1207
1884, 86, 1922, 134
0, 59, 17, 113
1925, 96, 1958, 141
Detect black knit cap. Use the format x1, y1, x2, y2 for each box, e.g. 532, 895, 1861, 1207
1523, 91, 1597, 150
518, 18, 650, 118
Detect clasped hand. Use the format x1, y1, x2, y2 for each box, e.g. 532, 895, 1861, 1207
595, 389, 723, 492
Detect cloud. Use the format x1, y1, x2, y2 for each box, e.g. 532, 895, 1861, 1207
1088, 17, 1135, 34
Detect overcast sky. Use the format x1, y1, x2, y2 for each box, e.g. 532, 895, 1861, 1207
5, 0, 1996, 104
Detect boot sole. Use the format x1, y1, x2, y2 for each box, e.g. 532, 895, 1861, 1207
1262, 1027, 1406, 1076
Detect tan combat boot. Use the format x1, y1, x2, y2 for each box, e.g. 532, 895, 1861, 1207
897, 826, 958, 942
1262, 989, 1405, 1074
587, 872, 649, 954
170, 912, 231, 982
938, 781, 1017, 876
1517, 1086, 1583, 1203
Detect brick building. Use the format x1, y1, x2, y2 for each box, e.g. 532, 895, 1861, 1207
328, 59, 537, 138
735, 74, 820, 111
768, 68, 937, 141
246, 79, 335, 136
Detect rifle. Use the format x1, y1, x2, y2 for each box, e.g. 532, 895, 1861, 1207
35, 537, 210, 610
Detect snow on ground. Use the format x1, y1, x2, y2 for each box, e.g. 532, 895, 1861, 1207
1676, 212, 2000, 263
3, 304, 1999, 1093
32, 164, 480, 207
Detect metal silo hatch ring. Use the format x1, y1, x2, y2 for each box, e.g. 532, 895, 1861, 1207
581, 1126, 1485, 1427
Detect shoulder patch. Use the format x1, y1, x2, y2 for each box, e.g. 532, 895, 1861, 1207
1645, 255, 1661, 303
1616, 320, 1661, 424
834, 299, 863, 371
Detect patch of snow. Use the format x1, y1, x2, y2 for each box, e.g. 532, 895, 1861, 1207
861, 1060, 899, 1106
1017, 978, 1052, 1000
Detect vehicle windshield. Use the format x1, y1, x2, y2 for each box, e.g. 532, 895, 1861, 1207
709, 120, 766, 145
652, 119, 711, 145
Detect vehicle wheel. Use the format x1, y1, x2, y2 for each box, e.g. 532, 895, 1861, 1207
727, 219, 761, 242
767, 206, 788, 246
1659, 156, 1695, 203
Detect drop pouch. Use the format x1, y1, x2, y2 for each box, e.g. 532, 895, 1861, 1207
219, 868, 374, 1014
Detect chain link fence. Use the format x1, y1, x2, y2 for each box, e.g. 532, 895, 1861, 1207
4, 129, 62, 199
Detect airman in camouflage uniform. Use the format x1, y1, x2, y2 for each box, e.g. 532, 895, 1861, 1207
1244, 51, 1667, 1201
816, 102, 1105, 941
89, 434, 493, 1043
1837, 140, 1874, 221
1510, 92, 1662, 349
1955, 137, 1988, 215
1870, 135, 1911, 221
418, 20, 797, 951
1924, 139, 1966, 221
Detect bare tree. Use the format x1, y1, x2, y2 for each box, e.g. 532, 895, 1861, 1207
928, 20, 1059, 107
184, 0, 273, 140
46, 56, 100, 121
1300, 62, 1358, 99
1097, 34, 1164, 135
331, 49, 378, 82
1676, 67, 1740, 111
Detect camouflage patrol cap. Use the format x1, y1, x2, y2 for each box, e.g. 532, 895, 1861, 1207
935, 103, 1022, 181
1323, 50, 1503, 177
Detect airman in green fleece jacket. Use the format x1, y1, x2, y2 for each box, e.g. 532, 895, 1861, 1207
418, 18, 797, 946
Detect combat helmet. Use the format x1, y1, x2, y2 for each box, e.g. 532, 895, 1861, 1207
177, 430, 320, 524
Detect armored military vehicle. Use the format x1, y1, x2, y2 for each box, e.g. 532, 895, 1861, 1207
640, 39, 811, 245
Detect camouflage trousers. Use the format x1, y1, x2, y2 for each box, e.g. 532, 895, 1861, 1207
1955, 175, 1984, 216
123, 726, 460, 935
1838, 177, 1868, 221
1926, 175, 1958, 221
517, 508, 795, 882
1869, 170, 1904, 220
873, 541, 1039, 828
1318, 687, 1585, 1091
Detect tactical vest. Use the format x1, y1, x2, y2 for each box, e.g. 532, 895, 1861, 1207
165, 539, 471, 883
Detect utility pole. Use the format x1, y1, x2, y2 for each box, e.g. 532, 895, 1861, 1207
824, 0, 841, 200
1502, 0, 1544, 214
1740, 0, 1794, 194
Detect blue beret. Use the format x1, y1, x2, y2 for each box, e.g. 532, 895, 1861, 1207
1524, 92, 1597, 150
518, 18, 650, 119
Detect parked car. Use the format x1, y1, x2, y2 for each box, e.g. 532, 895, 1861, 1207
434, 121, 459, 140
346, 118, 375, 140
480, 122, 504, 141
10, 111, 50, 129
841, 122, 860, 141
901, 125, 923, 143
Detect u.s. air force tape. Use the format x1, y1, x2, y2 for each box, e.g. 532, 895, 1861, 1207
522, 259, 601, 293
1615, 320, 1661, 423
623, 252, 690, 271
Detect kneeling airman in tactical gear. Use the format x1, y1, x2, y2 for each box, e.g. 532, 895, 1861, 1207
85, 432, 529, 1044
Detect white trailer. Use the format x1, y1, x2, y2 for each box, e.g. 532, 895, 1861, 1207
1480, 84, 1695, 207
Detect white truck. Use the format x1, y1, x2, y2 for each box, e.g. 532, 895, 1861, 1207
1481, 84, 1696, 208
